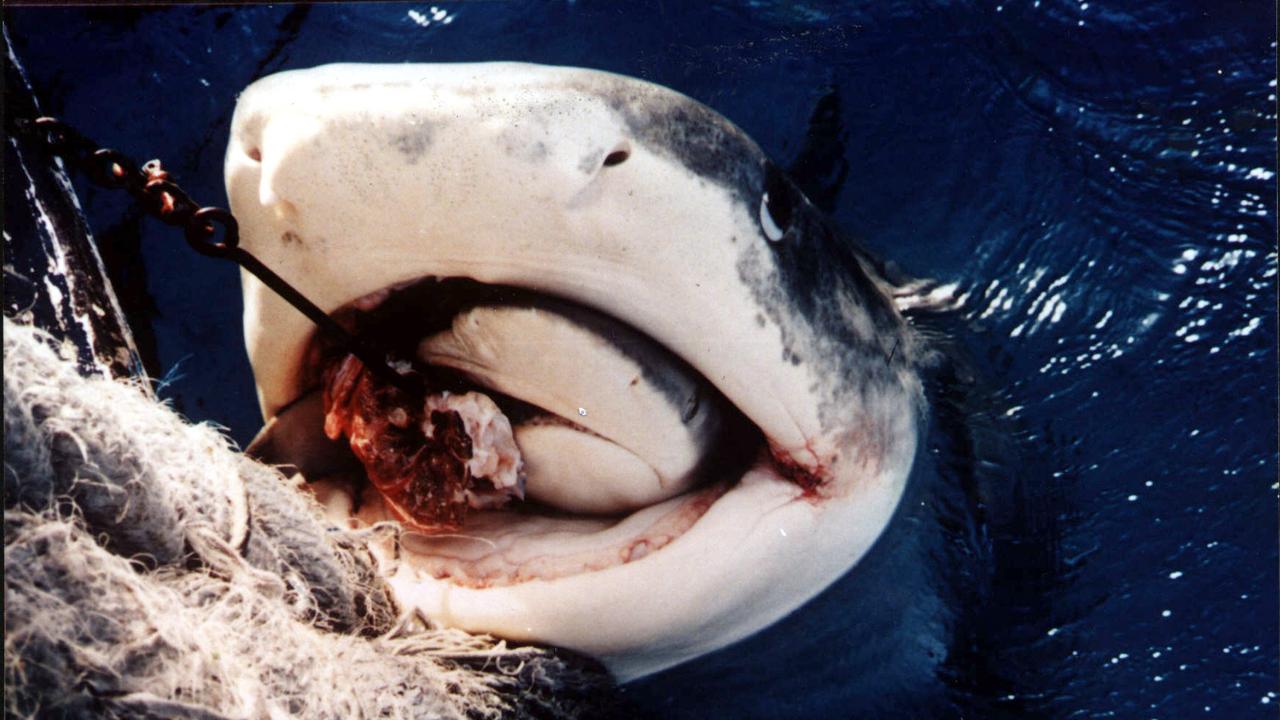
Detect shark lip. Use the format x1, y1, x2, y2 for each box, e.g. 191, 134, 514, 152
272, 274, 777, 589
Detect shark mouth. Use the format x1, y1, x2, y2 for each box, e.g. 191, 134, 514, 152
266, 276, 777, 590
229, 62, 921, 681
246, 270, 860, 682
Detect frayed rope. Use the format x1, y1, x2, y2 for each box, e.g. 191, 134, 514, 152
4, 319, 631, 719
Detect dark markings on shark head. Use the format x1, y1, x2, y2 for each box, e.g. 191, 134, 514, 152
390, 125, 435, 164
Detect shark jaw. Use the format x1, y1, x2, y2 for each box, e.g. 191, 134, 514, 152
230, 62, 923, 681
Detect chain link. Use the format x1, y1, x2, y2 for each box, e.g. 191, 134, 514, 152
12, 115, 423, 394
22, 117, 235, 256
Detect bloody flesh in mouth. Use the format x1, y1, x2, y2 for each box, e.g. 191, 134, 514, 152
321, 353, 524, 531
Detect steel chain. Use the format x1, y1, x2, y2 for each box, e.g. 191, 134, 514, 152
25, 117, 238, 256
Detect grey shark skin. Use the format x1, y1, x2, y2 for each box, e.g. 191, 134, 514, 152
227, 63, 925, 681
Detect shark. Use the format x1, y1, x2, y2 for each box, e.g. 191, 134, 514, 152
230, 62, 926, 682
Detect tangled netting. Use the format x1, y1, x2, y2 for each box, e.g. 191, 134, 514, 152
3, 319, 633, 719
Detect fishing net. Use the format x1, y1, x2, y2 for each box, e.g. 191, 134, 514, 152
3, 319, 631, 719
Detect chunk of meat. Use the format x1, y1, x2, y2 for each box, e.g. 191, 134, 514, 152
423, 392, 523, 509
321, 354, 523, 531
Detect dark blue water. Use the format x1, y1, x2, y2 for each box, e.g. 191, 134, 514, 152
6, 3, 1276, 718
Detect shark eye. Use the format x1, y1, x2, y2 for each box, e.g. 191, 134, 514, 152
759, 163, 793, 242
602, 141, 631, 168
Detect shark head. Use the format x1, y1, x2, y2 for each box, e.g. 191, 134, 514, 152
229, 62, 924, 681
